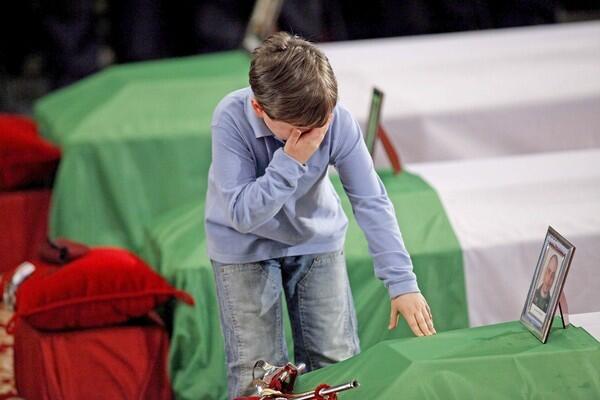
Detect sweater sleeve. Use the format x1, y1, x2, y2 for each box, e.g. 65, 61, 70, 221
331, 108, 420, 298
210, 119, 308, 234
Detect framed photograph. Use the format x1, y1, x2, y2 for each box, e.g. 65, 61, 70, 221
520, 226, 575, 343
365, 87, 384, 157
363, 87, 402, 173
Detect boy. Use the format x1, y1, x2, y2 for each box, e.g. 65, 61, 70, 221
205, 32, 434, 398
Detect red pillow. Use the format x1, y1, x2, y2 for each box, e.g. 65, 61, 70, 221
0, 114, 61, 190
14, 248, 194, 331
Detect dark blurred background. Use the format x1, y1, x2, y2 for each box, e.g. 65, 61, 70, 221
1, 0, 599, 114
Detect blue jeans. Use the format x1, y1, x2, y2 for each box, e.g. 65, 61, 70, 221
212, 250, 360, 399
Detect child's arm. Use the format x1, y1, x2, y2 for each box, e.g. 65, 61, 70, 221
211, 118, 307, 234
331, 107, 435, 336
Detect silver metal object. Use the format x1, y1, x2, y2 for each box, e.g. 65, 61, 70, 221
252, 360, 307, 396
291, 380, 360, 400
3, 261, 36, 311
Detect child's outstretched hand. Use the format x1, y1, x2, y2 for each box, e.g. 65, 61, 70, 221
388, 292, 436, 336
284, 114, 333, 164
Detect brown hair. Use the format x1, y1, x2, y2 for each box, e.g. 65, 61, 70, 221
249, 32, 338, 128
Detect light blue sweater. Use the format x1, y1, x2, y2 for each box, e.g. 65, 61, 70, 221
205, 87, 419, 298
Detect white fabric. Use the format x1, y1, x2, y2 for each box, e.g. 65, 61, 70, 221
320, 21, 600, 165
571, 312, 600, 341
408, 149, 600, 327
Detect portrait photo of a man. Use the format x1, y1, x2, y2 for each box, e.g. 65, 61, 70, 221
531, 254, 559, 314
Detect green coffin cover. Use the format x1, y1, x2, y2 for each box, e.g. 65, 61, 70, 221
295, 320, 600, 399
140, 171, 468, 400
35, 51, 250, 250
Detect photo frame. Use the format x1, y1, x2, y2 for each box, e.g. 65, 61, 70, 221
364, 88, 402, 173
520, 226, 575, 343
365, 87, 384, 157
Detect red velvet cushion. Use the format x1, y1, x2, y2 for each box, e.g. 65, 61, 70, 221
14, 248, 194, 331
0, 114, 61, 190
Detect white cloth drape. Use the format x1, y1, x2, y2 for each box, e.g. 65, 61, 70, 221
321, 21, 600, 165
409, 149, 600, 327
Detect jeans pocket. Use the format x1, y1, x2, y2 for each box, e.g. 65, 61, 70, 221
297, 249, 344, 288
311, 249, 344, 267
258, 262, 282, 287
220, 262, 261, 275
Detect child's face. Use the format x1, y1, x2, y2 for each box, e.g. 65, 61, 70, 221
262, 113, 313, 141
251, 98, 330, 141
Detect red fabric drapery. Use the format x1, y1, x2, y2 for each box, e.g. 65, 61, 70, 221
0, 190, 51, 274
14, 318, 173, 400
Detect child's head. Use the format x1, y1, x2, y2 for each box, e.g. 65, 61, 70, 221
249, 32, 338, 135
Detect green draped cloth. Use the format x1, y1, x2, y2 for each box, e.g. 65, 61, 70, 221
35, 51, 250, 250
140, 171, 467, 399
295, 320, 600, 399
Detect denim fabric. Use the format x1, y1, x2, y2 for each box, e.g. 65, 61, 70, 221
212, 250, 360, 399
